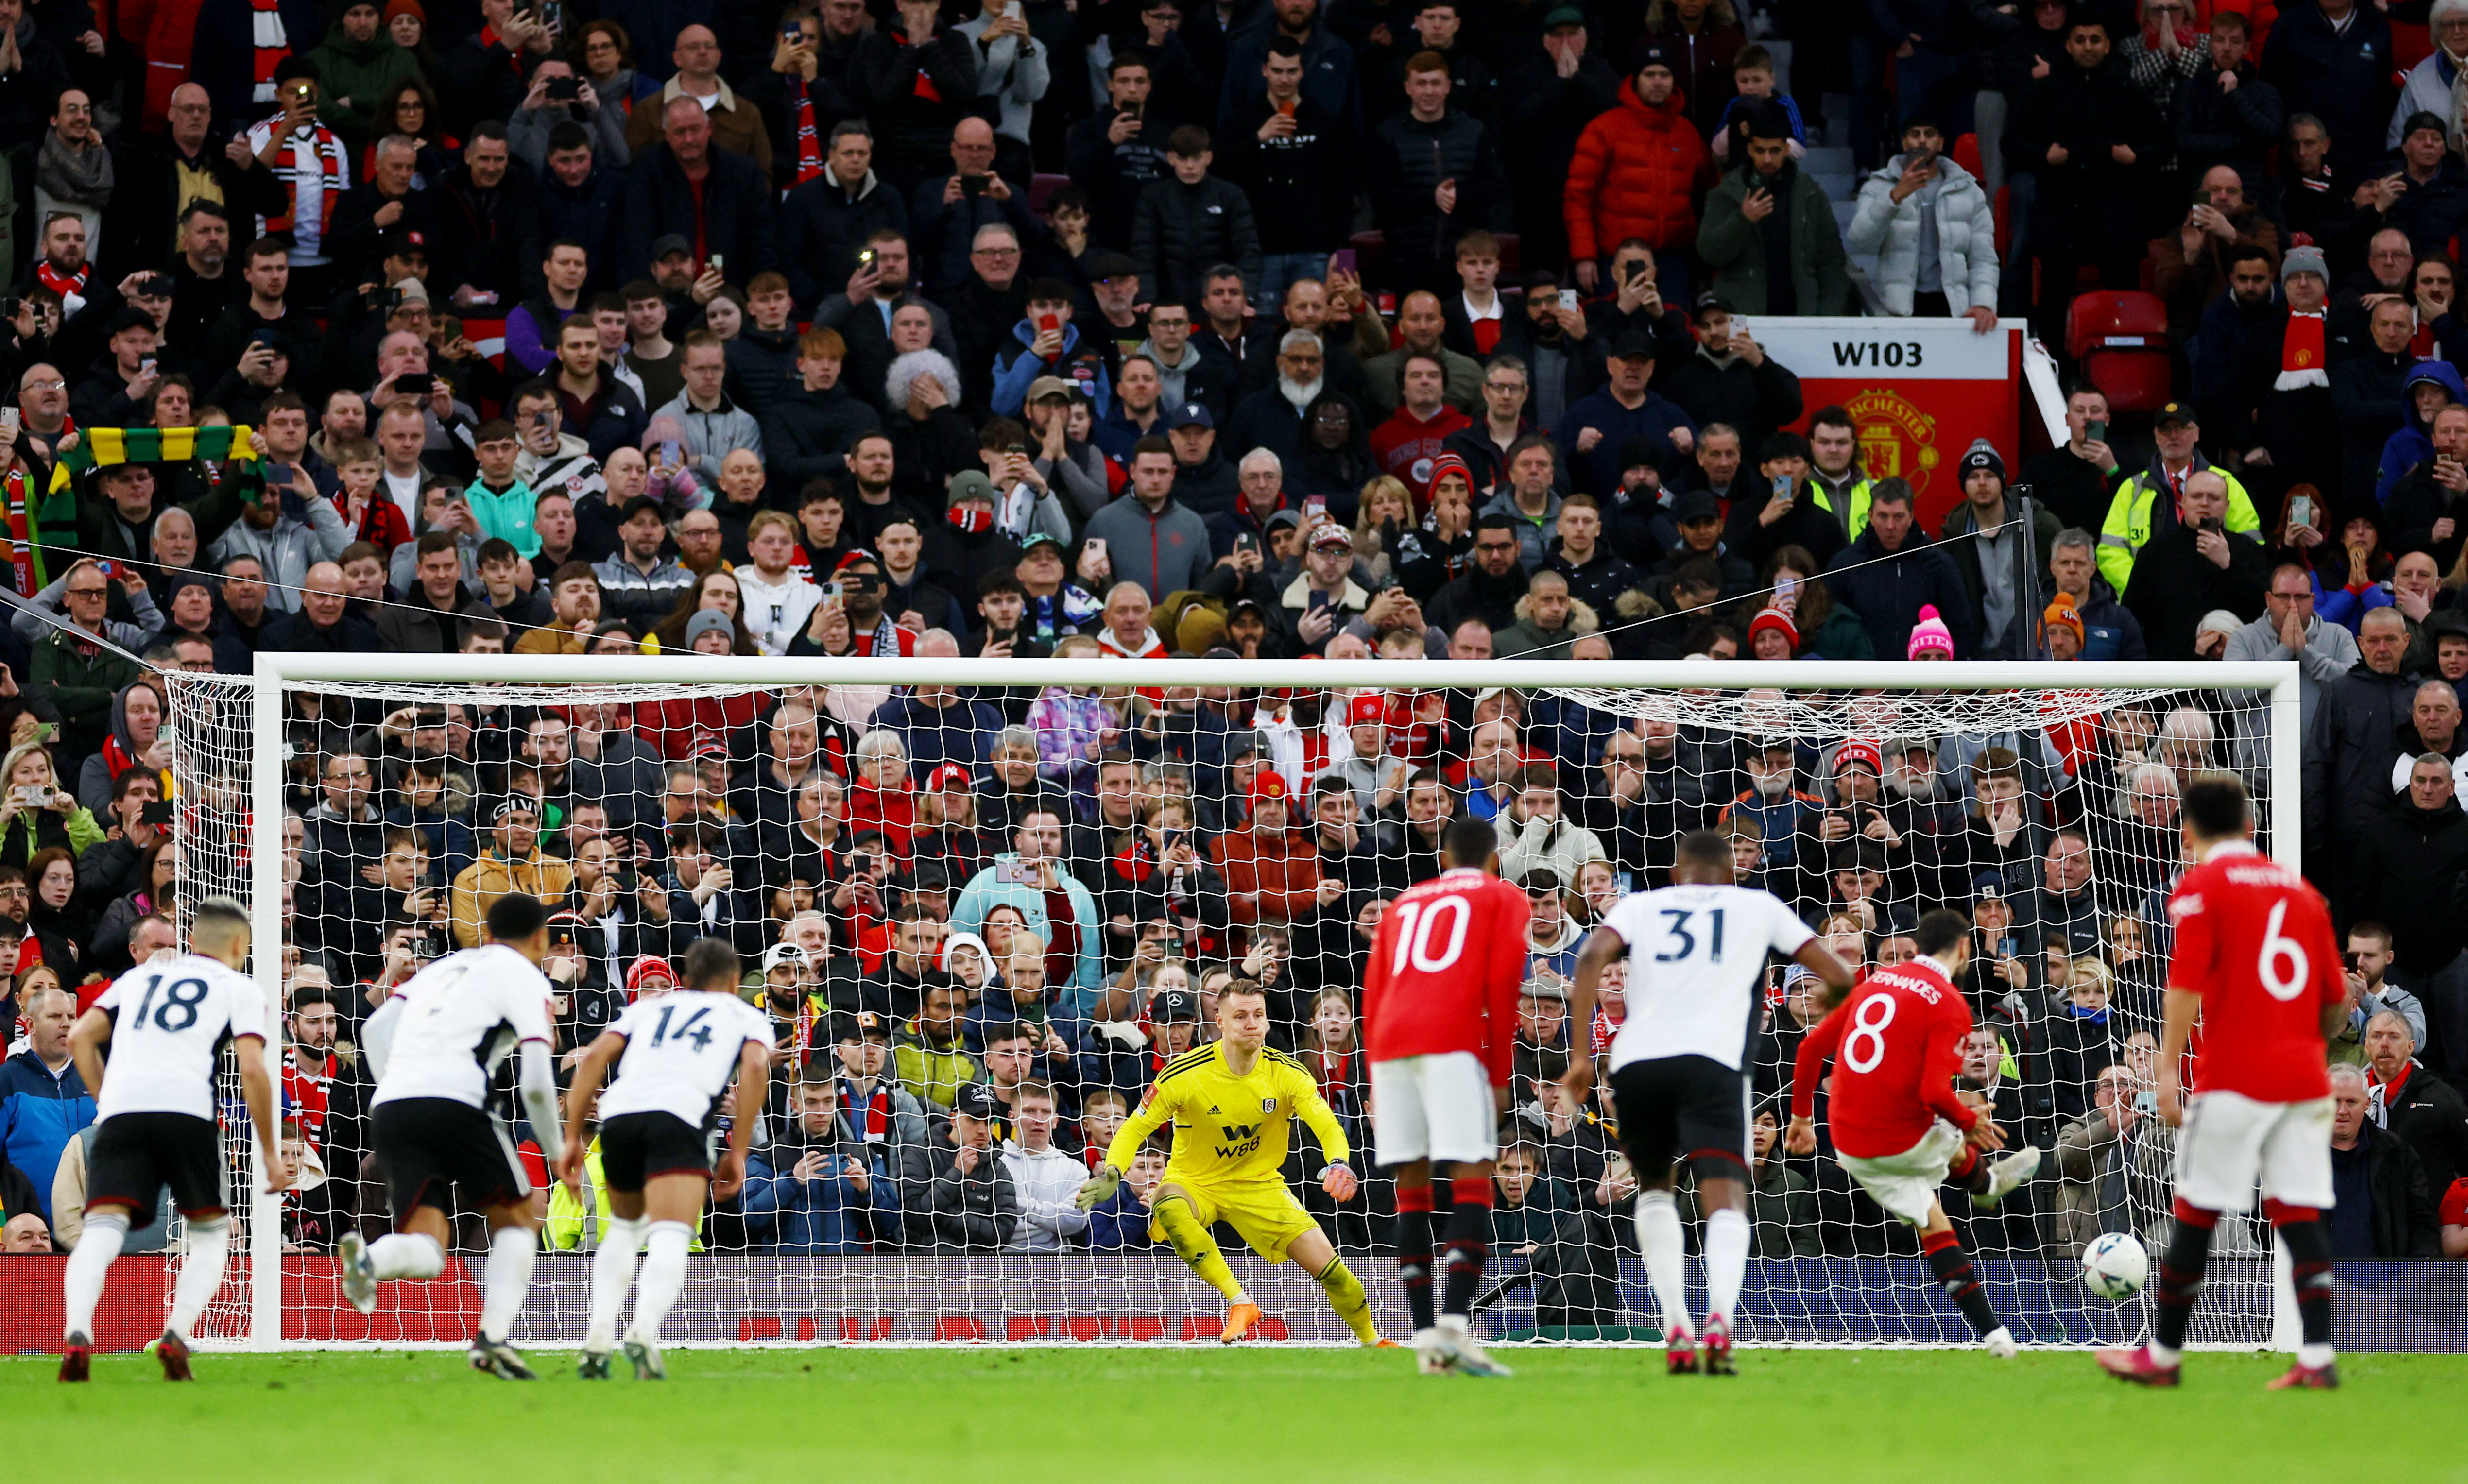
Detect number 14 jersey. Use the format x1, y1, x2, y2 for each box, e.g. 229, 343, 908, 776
1603, 884, 1812, 1073
596, 990, 774, 1130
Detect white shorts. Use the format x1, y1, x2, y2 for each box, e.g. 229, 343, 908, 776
1838, 1120, 1967, 1229
1370, 1052, 1498, 1167
2173, 1090, 2335, 1214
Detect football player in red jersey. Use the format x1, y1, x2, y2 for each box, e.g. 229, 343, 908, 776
1788, 907, 2040, 1357
2099, 773, 2348, 1391
1362, 817, 1531, 1378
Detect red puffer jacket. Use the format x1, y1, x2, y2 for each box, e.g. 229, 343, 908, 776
1564, 79, 1709, 262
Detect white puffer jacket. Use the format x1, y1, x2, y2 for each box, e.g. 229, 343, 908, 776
1000, 1139, 1093, 1253
1846, 153, 2001, 318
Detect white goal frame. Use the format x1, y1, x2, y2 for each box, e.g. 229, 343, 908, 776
226, 653, 2303, 1349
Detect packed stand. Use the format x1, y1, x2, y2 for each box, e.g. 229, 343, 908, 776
0, 0, 2457, 1279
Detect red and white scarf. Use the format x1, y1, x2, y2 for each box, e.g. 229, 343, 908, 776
251, 0, 290, 105
792, 87, 823, 185
2274, 310, 2329, 392
250, 113, 349, 256
32, 259, 87, 305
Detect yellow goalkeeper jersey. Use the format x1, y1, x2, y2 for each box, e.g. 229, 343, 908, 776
1105, 1041, 1349, 1187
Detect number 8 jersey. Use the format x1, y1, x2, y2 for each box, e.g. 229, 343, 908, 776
595, 990, 774, 1129
90, 954, 268, 1121
1602, 884, 1813, 1072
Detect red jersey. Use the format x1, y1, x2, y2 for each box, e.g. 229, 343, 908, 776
1361, 868, 1530, 1084
2441, 1177, 2467, 1231
1792, 956, 1977, 1160
2165, 841, 2341, 1103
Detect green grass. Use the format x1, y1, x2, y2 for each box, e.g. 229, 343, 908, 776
11, 1348, 2467, 1482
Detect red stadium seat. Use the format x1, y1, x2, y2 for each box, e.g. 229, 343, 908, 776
2065, 290, 2174, 412
1029, 173, 1070, 214
2394, 18, 2432, 71
1951, 132, 1984, 180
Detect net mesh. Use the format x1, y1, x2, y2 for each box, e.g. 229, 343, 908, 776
163, 665, 2285, 1348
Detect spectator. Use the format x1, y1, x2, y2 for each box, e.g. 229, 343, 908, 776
621, 97, 779, 287
1564, 46, 1704, 298
1725, 431, 1848, 570
1553, 333, 1694, 500
910, 1081, 1019, 1250
2010, 16, 2164, 341
0, 984, 88, 1223
1939, 442, 2061, 659
998, 1081, 1088, 1252
1848, 116, 2000, 325
2327, 1061, 2442, 1259
1367, 51, 1505, 294
2305, 607, 2423, 875
744, 1076, 908, 1253
2344, 752, 2468, 980
1131, 127, 1260, 310
1083, 439, 1214, 601
1697, 101, 1851, 317
2226, 561, 2359, 739
2096, 402, 2262, 600
2365, 1009, 2468, 1193
2170, 11, 2282, 188
1826, 477, 1973, 661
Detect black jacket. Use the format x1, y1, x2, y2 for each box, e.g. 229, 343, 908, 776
1131, 174, 1263, 310
2382, 458, 2468, 577
1424, 563, 1528, 636
1652, 348, 1805, 463
2119, 522, 2267, 661
779, 171, 910, 313
100, 133, 286, 280
944, 274, 1030, 413
2167, 60, 2284, 185
759, 384, 882, 501
867, 28, 981, 184
2332, 1119, 2441, 1259
439, 34, 531, 139
907, 1139, 1018, 1250
2330, 347, 2410, 512
2378, 1060, 2468, 1194
531, 166, 630, 296
1824, 526, 1976, 661
2345, 796, 2468, 977
2261, 0, 2394, 176
620, 145, 780, 287
1064, 105, 1173, 251
325, 182, 441, 283
1367, 107, 1508, 273
2304, 662, 2426, 858
431, 160, 541, 303
2005, 58, 2165, 233
1215, 94, 1354, 256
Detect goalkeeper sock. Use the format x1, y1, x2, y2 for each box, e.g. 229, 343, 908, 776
1439, 1177, 1491, 1324
1703, 1207, 1751, 1330
630, 1222, 692, 1345
585, 1216, 647, 1352
1314, 1255, 1379, 1344
61, 1211, 128, 1340
1155, 1196, 1246, 1303
2270, 1203, 2336, 1369
166, 1216, 231, 1342
1920, 1227, 2000, 1338
1634, 1189, 1691, 1340
366, 1232, 447, 1281
477, 1225, 538, 1346
2151, 1198, 2219, 1365
1393, 1182, 1436, 1333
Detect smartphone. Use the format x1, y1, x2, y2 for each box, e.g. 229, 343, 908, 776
2289, 494, 2317, 531
1234, 532, 1260, 557
139, 357, 157, 375
961, 174, 987, 197
1086, 536, 1108, 563
857, 247, 876, 269
1327, 249, 1358, 279
546, 73, 582, 100
997, 859, 1037, 886
617, 867, 639, 894
1303, 494, 1328, 524
2085, 418, 2107, 444
709, 254, 725, 274
2132, 1091, 2160, 1115
1997, 937, 2018, 959
821, 580, 846, 600
92, 558, 120, 580
1161, 826, 1185, 855
2199, 515, 2225, 535
1620, 258, 1644, 286
1771, 474, 1794, 502
141, 799, 174, 827
1122, 99, 1143, 120
1557, 289, 1580, 311
1, 407, 19, 434
395, 371, 434, 394
290, 82, 314, 105
137, 275, 172, 298
1774, 574, 1799, 606
1035, 312, 1061, 336
783, 22, 805, 41
658, 439, 684, 466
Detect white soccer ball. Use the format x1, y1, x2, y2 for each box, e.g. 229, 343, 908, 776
2080, 1231, 2150, 1301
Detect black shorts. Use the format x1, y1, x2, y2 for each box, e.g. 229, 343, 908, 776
1609, 1055, 1750, 1182
598, 1111, 715, 1193
87, 1112, 226, 1220
372, 1097, 531, 1227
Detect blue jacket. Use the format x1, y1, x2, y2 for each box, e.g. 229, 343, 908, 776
742, 1139, 904, 1254
991, 319, 1113, 420
2375, 359, 2467, 507
1552, 388, 1696, 499
867, 692, 1009, 784
1087, 1183, 1169, 1250
949, 855, 1108, 1003
0, 1052, 92, 1220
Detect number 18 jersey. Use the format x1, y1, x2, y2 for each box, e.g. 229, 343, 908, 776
90, 954, 268, 1121
595, 990, 774, 1129
1603, 884, 1813, 1072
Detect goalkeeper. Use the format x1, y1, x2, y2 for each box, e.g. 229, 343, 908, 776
1076, 980, 1388, 1346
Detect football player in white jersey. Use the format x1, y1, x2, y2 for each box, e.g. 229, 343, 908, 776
342, 891, 568, 1380
1564, 828, 1855, 1376
558, 936, 771, 1380
58, 897, 290, 1382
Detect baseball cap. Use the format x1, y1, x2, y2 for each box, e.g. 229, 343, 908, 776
1154, 988, 1200, 1022
1609, 329, 1658, 360
1086, 250, 1137, 282
1020, 530, 1065, 554
831, 1009, 891, 1044
947, 468, 996, 505
1834, 740, 1884, 776
1165, 401, 1214, 431
926, 761, 974, 792
953, 1082, 999, 1119
650, 234, 692, 261
1673, 489, 1721, 524
1541, 4, 1585, 26
760, 941, 809, 976
1026, 375, 1076, 404
380, 226, 428, 258
1308, 522, 1353, 553
2152, 401, 2196, 428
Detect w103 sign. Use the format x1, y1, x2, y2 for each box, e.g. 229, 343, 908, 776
1748, 317, 2022, 530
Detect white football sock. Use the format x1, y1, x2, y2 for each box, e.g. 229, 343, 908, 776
366, 1232, 446, 1280
628, 1222, 692, 1345
61, 1211, 128, 1340
1634, 1190, 1691, 1339
477, 1226, 538, 1345
585, 1217, 647, 1352
2299, 1342, 2336, 1369
166, 1216, 232, 1341
1702, 1207, 1751, 1330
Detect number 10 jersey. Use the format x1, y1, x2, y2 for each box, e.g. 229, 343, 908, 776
595, 990, 774, 1130
1603, 884, 1813, 1073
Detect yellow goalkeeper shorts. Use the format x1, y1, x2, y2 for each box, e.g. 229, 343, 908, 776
1154, 1177, 1318, 1262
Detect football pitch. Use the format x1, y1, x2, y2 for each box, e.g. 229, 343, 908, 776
10, 1348, 2466, 1482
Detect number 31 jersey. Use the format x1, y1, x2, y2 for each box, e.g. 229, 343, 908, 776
1603, 884, 1813, 1073
596, 990, 774, 1130
91, 954, 268, 1121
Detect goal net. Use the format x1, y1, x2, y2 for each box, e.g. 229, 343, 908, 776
161, 655, 2299, 1350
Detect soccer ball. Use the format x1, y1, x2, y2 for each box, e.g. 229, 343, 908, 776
2080, 1232, 2150, 1301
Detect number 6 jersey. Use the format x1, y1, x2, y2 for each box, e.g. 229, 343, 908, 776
595, 990, 774, 1129
90, 954, 269, 1121
1601, 884, 1813, 1072
2165, 840, 2342, 1103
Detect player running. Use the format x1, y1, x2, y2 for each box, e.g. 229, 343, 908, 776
1362, 818, 1530, 1378
2098, 773, 2347, 1391
1567, 827, 1856, 1375
57, 897, 291, 1382
558, 937, 771, 1381
1786, 907, 2040, 1358
341, 890, 568, 1380
1074, 980, 1386, 1347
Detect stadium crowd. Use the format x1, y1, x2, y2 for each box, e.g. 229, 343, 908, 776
0, 0, 2459, 1279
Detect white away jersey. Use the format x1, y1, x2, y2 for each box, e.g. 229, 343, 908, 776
92, 955, 268, 1120
596, 990, 772, 1128
1602, 884, 1813, 1071
370, 945, 556, 1109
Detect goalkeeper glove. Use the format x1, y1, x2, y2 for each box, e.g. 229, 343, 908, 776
1074, 1162, 1122, 1211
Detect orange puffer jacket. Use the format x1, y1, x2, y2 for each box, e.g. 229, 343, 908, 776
1563, 79, 1709, 262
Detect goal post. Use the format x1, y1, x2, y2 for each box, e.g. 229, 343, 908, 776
166, 653, 2299, 1349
